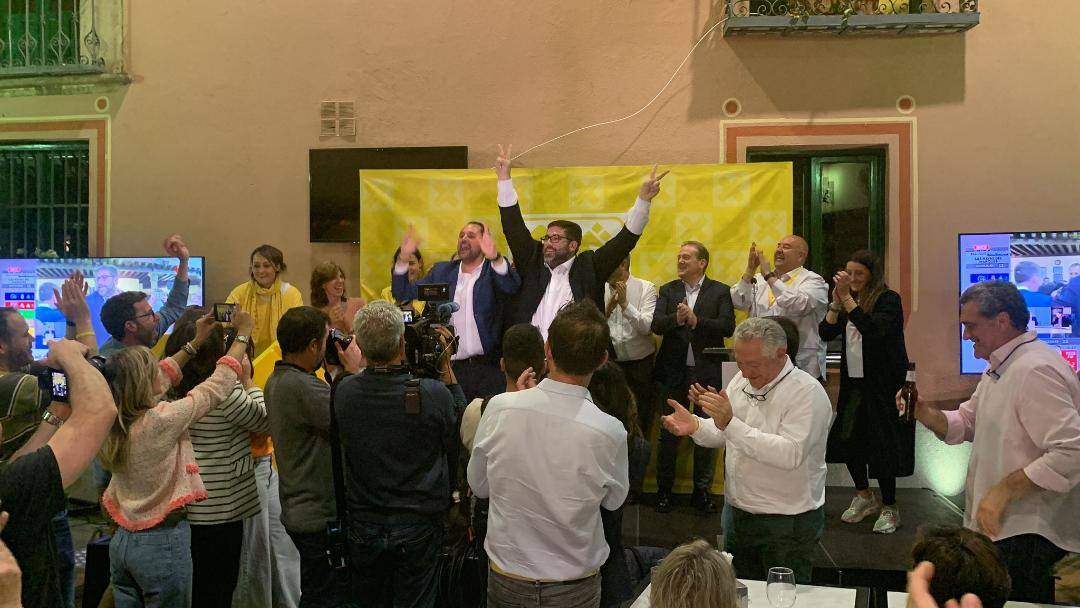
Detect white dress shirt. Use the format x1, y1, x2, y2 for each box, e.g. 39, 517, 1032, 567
605, 275, 657, 362
730, 267, 829, 378
942, 331, 1080, 551
468, 378, 630, 581
845, 321, 865, 378
688, 359, 832, 515
683, 279, 703, 366
531, 256, 575, 341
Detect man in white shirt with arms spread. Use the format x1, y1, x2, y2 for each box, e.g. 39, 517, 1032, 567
662, 317, 831, 584
731, 236, 829, 379
469, 300, 629, 607
905, 280, 1080, 604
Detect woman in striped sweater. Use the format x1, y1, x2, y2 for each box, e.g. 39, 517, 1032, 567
99, 309, 254, 608
164, 307, 270, 608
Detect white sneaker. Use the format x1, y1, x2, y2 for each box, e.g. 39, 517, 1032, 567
841, 493, 880, 523
873, 506, 900, 534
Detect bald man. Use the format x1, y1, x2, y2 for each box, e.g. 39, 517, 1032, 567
731, 236, 829, 379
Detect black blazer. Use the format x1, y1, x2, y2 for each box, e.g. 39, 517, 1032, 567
651, 276, 735, 387
500, 203, 640, 325
819, 289, 913, 477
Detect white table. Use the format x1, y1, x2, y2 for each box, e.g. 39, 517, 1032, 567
886, 591, 1076, 608
631, 578, 858, 608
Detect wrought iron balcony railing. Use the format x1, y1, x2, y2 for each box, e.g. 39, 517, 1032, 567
0, 0, 107, 76
724, 0, 980, 36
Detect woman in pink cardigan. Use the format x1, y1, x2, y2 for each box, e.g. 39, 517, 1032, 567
99, 309, 255, 608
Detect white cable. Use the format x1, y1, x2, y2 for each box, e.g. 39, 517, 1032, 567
510, 13, 730, 162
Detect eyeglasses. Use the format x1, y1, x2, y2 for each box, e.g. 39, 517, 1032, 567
740, 367, 794, 403
133, 310, 157, 320
541, 234, 569, 244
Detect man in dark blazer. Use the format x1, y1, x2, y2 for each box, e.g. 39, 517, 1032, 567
651, 241, 736, 514
494, 145, 668, 339
392, 221, 521, 400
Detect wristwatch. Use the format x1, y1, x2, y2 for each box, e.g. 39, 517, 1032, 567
235, 335, 251, 344
42, 410, 64, 428
762, 271, 778, 282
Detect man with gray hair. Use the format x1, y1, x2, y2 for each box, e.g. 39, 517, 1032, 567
333, 300, 466, 607
662, 316, 832, 583
905, 281, 1080, 604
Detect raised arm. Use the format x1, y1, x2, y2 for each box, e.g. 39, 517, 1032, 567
495, 145, 539, 269
157, 235, 192, 334
592, 166, 668, 280
54, 271, 97, 353
730, 243, 760, 312
391, 225, 431, 302
480, 229, 521, 295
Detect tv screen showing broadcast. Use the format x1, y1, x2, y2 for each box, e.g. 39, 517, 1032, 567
1, 257, 204, 359
959, 232, 1080, 374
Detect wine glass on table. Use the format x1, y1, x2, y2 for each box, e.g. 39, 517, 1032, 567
766, 566, 797, 607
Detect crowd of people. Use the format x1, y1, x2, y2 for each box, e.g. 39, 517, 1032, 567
0, 150, 1076, 608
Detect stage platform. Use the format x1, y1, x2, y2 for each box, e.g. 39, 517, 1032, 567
621, 486, 964, 603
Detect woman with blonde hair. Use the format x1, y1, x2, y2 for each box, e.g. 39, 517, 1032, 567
650, 539, 739, 608
100, 309, 254, 607
310, 260, 366, 332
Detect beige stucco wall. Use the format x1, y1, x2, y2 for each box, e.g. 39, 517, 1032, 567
2, 0, 1078, 404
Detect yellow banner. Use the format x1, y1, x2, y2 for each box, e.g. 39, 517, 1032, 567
359, 163, 792, 297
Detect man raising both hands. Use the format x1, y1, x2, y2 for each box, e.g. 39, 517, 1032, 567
495, 144, 667, 339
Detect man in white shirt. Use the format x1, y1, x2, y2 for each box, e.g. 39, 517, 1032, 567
906, 281, 1080, 604
469, 300, 629, 606
605, 257, 658, 435
494, 145, 667, 339
730, 236, 829, 379
662, 317, 832, 584
391, 221, 521, 400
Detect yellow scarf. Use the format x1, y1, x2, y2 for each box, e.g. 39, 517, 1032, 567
234, 279, 287, 356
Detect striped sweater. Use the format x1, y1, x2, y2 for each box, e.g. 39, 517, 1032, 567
187, 384, 270, 525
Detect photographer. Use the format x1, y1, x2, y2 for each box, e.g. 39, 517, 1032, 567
0, 331, 116, 608
334, 301, 466, 607
264, 306, 363, 608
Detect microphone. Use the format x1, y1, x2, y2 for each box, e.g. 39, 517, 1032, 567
436, 301, 460, 317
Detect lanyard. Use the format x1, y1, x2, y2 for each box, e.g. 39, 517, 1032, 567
766, 269, 801, 307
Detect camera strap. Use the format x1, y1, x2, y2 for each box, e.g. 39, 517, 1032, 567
327, 371, 351, 525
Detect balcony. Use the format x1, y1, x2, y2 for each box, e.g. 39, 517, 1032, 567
0, 0, 128, 96
723, 0, 980, 36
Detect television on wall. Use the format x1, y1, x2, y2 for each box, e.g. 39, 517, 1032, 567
0, 256, 205, 359
958, 231, 1080, 373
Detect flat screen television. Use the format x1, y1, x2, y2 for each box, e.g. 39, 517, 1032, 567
0, 256, 205, 359
958, 231, 1080, 373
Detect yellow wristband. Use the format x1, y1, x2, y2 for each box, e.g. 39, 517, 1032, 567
75, 331, 96, 339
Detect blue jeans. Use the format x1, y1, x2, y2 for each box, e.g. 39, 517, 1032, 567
288, 530, 351, 608
347, 519, 443, 608
110, 519, 193, 608
52, 510, 75, 608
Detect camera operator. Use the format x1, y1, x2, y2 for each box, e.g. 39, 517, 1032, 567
0, 328, 116, 608
333, 300, 465, 607
264, 306, 363, 608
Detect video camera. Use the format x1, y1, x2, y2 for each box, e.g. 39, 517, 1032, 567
31, 355, 114, 404
403, 283, 458, 379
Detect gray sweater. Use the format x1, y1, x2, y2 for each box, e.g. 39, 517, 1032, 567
264, 363, 335, 534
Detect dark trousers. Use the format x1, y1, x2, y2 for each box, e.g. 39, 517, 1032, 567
52, 510, 75, 608
191, 520, 244, 608
995, 534, 1067, 604
288, 530, 351, 608
347, 519, 444, 608
721, 504, 824, 585
453, 357, 505, 403
845, 463, 897, 505
657, 367, 717, 494
616, 355, 656, 436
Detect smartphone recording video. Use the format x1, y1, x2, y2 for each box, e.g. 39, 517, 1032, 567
214, 303, 236, 323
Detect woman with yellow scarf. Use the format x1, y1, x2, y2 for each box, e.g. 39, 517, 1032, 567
225, 243, 304, 608
226, 244, 305, 356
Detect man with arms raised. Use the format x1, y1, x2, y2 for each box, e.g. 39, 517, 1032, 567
495, 145, 666, 339
905, 281, 1080, 604
731, 236, 829, 379
663, 317, 831, 584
